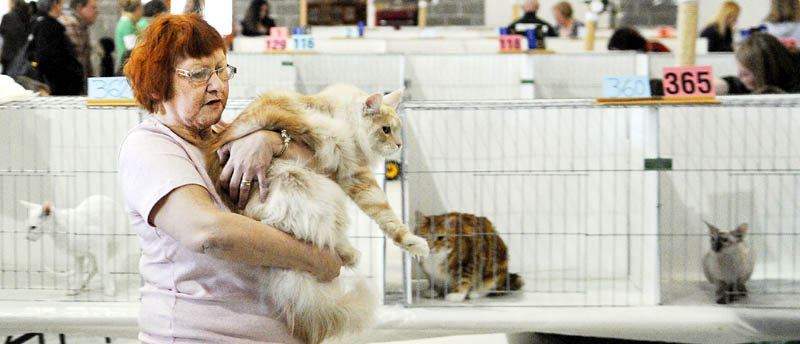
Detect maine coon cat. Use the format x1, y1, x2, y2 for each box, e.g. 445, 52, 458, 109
20, 195, 123, 296
414, 211, 524, 302
180, 84, 428, 344
702, 221, 755, 304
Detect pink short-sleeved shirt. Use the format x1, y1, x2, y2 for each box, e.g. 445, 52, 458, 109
118, 117, 303, 344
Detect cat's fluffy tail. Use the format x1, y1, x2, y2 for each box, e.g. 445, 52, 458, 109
267, 271, 376, 344
489, 273, 524, 296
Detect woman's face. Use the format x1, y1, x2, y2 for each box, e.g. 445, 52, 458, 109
737, 59, 756, 90
259, 3, 268, 18
552, 9, 567, 26
726, 12, 739, 28
162, 49, 229, 132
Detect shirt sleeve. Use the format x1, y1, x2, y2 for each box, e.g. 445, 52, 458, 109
118, 128, 207, 226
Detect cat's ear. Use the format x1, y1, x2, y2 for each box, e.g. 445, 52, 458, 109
734, 223, 748, 238
704, 220, 720, 235
364, 93, 383, 116
382, 88, 404, 110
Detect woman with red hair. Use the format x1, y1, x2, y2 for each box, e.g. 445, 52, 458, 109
119, 14, 342, 343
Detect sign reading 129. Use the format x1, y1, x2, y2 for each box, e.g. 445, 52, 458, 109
661, 66, 715, 97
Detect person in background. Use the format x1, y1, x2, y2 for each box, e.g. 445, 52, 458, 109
241, 0, 276, 36
58, 0, 99, 94
607, 26, 671, 52
120, 13, 342, 343
716, 32, 800, 94
32, 0, 83, 95
1, 0, 34, 74
507, 0, 556, 36
137, 0, 167, 32
552, 1, 583, 39
115, 0, 142, 74
763, 0, 800, 43
183, 0, 203, 15
700, 1, 739, 52
98, 36, 114, 77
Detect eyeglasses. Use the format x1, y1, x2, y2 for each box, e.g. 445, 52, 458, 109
175, 64, 237, 85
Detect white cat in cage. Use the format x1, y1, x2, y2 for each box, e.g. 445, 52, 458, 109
20, 194, 124, 296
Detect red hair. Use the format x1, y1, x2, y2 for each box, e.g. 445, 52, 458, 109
124, 14, 226, 114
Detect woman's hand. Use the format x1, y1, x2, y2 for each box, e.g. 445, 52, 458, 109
218, 130, 280, 209
312, 246, 344, 282
217, 130, 316, 209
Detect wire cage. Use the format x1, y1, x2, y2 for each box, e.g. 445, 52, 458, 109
0, 97, 387, 305
400, 96, 800, 308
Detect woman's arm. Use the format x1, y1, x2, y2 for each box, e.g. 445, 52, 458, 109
150, 184, 343, 282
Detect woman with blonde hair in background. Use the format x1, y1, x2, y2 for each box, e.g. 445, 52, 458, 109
700, 1, 739, 52
552, 1, 583, 38
763, 0, 800, 43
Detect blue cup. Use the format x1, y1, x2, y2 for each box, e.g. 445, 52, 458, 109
293, 26, 304, 35
499, 27, 508, 35
526, 29, 536, 50
357, 21, 365, 37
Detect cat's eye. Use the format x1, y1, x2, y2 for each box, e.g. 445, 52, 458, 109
436, 235, 445, 241
382, 126, 391, 134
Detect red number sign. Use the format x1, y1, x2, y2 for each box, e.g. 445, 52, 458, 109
499, 35, 521, 52
661, 66, 715, 97
780, 38, 798, 48
270, 27, 289, 38
266, 37, 287, 51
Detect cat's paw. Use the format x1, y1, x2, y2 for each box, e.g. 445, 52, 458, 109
445, 292, 467, 302
468, 290, 488, 299
400, 233, 429, 258
338, 247, 361, 268
420, 289, 439, 299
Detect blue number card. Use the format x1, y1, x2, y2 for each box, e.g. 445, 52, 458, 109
291, 35, 315, 51
88, 77, 134, 99
602, 76, 651, 98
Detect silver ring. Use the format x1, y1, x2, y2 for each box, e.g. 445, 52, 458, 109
241, 180, 251, 187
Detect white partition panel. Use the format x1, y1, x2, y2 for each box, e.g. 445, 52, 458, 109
292, 54, 404, 94
532, 53, 639, 99
401, 100, 660, 306
226, 53, 297, 99
405, 54, 532, 100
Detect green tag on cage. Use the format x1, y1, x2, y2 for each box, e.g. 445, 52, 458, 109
644, 158, 672, 170
281, 61, 293, 66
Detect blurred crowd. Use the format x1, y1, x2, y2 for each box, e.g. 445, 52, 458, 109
0, 0, 168, 95
2, 0, 800, 97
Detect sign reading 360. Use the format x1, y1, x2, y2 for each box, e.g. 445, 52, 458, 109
661, 66, 715, 97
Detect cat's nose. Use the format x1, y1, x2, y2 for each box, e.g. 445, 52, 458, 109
396, 143, 402, 149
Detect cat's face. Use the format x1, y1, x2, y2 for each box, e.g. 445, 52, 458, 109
415, 213, 449, 253
20, 200, 53, 241
706, 221, 748, 252
415, 212, 478, 253
364, 89, 403, 156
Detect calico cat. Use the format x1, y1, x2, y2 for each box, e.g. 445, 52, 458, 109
180, 84, 428, 343
702, 221, 755, 304
414, 211, 524, 302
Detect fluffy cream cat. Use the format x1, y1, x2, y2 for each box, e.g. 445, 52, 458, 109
181, 84, 428, 343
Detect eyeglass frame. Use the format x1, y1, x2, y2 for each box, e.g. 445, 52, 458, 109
175, 64, 237, 85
